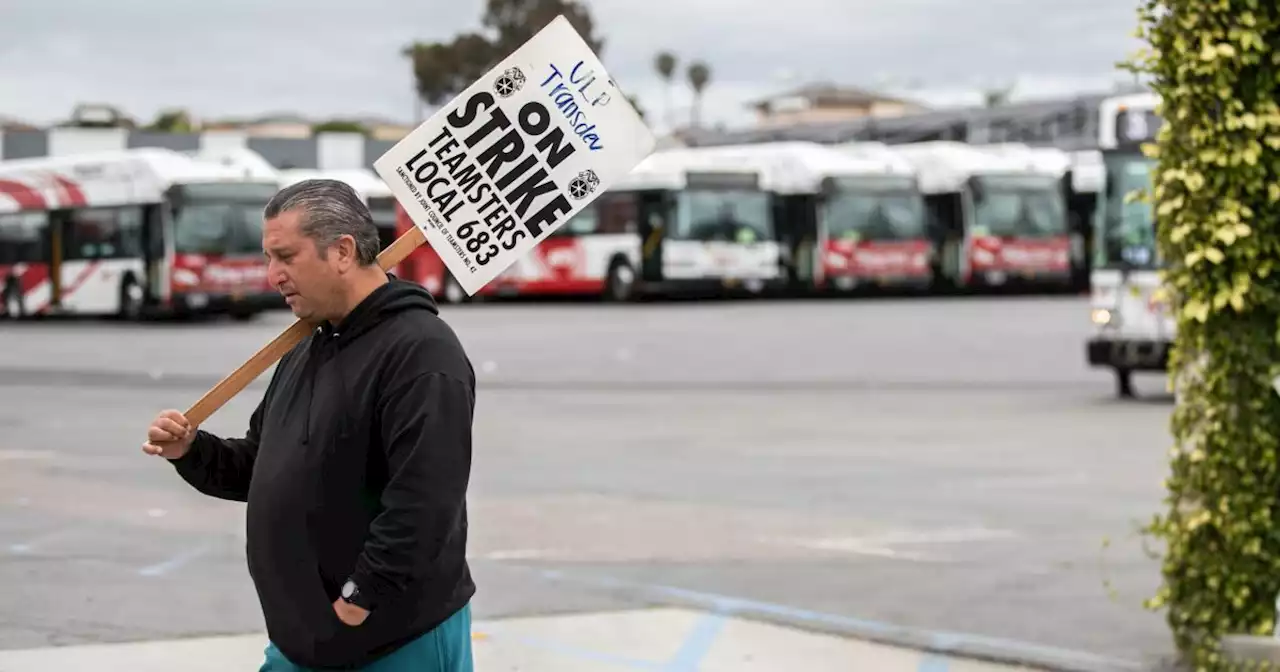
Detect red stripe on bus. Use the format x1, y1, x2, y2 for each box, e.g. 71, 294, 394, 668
32, 261, 101, 315
18, 264, 50, 294
52, 175, 87, 207
0, 179, 46, 210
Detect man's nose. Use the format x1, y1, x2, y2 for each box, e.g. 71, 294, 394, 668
267, 260, 288, 287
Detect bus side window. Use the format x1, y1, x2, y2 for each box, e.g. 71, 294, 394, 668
118, 208, 145, 258
555, 204, 600, 237
0, 211, 46, 265
63, 207, 144, 260
598, 197, 637, 234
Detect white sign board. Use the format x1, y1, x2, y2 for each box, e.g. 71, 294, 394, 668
373, 15, 656, 295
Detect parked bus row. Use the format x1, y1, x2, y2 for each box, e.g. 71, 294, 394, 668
396, 138, 1102, 304
0, 93, 1151, 322
0, 148, 282, 320
0, 148, 413, 321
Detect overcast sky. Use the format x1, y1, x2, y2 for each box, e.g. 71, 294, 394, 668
0, 0, 1145, 132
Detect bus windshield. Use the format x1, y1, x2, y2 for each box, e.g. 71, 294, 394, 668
367, 196, 397, 232
171, 183, 276, 256
673, 189, 772, 244
821, 182, 926, 242
556, 205, 598, 236
970, 175, 1066, 238
1096, 152, 1158, 269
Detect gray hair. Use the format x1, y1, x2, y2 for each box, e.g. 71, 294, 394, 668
264, 178, 381, 265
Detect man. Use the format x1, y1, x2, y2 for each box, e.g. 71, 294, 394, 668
142, 179, 476, 671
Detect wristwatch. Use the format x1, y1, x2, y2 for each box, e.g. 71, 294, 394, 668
341, 579, 363, 606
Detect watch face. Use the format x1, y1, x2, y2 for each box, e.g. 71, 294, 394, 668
342, 580, 356, 598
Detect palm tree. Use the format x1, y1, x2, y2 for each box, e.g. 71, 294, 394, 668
654, 51, 677, 127
982, 81, 1015, 108
686, 61, 711, 129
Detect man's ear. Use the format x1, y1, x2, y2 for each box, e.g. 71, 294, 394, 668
335, 234, 358, 271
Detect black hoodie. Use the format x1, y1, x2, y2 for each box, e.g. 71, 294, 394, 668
170, 276, 475, 669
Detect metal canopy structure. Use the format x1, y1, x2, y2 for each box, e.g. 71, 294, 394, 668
682, 89, 1144, 152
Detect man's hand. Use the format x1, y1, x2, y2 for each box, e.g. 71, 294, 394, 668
143, 410, 197, 460
333, 598, 369, 626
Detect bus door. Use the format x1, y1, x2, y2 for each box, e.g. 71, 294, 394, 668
42, 210, 66, 311
1063, 173, 1097, 292
142, 203, 167, 305
0, 211, 47, 317
775, 193, 817, 292
924, 190, 965, 290
637, 190, 668, 284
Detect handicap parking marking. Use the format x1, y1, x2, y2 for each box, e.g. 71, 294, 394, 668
660, 612, 729, 671
527, 567, 1143, 671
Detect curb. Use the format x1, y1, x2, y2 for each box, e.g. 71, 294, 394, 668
532, 568, 1152, 672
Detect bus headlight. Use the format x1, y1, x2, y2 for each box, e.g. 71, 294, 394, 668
172, 269, 200, 288
1091, 308, 1116, 326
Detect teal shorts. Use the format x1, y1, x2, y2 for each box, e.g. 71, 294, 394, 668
259, 602, 473, 672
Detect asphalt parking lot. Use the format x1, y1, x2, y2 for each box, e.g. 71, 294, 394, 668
0, 295, 1177, 669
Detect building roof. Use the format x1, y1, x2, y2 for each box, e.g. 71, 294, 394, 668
0, 115, 38, 131
747, 82, 919, 110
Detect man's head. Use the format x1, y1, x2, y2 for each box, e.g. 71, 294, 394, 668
261, 179, 383, 322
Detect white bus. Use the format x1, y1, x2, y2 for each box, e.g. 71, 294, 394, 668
885, 141, 1075, 292
190, 146, 282, 183
694, 141, 930, 294
477, 146, 783, 301
979, 142, 1101, 291
1084, 91, 1167, 398
0, 148, 280, 320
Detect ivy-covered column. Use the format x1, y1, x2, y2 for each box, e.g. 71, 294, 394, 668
1130, 0, 1280, 669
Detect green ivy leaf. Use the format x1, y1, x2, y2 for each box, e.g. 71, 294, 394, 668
1184, 297, 1211, 323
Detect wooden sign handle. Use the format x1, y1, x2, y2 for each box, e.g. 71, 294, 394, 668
183, 225, 428, 426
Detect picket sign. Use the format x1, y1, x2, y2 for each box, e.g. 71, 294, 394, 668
182, 15, 655, 426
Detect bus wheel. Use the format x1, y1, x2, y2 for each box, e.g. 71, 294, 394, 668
118, 276, 144, 321
1115, 368, 1135, 399
604, 259, 635, 302
2, 281, 23, 319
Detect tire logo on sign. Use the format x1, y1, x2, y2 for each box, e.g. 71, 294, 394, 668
494, 67, 526, 98
568, 169, 600, 200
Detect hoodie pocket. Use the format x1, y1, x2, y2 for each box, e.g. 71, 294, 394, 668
311, 564, 348, 634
